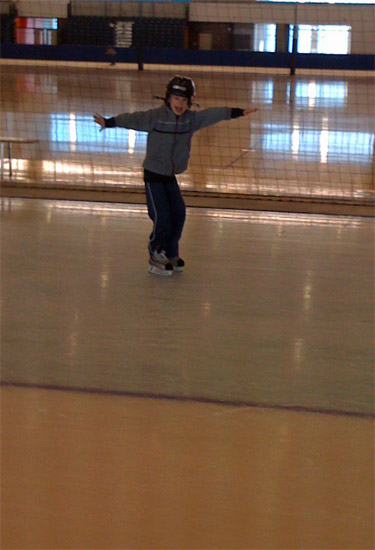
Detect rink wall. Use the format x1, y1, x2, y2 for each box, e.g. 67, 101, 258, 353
1, 44, 374, 70
1, 0, 374, 68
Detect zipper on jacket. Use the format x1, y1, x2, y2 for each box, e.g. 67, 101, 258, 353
171, 115, 179, 175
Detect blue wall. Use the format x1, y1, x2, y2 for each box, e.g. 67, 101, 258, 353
1, 44, 374, 70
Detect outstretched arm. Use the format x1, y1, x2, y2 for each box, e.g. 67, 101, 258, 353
94, 113, 106, 131
243, 108, 258, 117
192, 106, 258, 131
231, 108, 258, 118
93, 108, 160, 132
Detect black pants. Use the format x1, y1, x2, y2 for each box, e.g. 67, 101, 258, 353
145, 176, 186, 258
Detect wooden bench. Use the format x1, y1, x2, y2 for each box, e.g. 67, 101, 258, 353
0, 137, 39, 179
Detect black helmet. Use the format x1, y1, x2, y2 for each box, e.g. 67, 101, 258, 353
165, 75, 196, 106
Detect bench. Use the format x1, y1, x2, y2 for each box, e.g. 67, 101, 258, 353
0, 137, 40, 179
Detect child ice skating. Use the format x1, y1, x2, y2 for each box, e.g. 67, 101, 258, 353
94, 75, 258, 276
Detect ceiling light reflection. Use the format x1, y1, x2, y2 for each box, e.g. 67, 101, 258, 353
42, 160, 142, 179
293, 338, 304, 370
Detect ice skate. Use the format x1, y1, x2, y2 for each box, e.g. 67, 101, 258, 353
168, 256, 185, 272
149, 250, 173, 276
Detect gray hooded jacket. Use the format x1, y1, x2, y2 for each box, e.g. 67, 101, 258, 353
107, 104, 238, 176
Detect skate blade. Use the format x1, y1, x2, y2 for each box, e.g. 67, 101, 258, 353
149, 265, 173, 276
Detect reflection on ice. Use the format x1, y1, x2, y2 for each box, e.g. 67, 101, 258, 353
49, 113, 374, 164
2, 66, 374, 204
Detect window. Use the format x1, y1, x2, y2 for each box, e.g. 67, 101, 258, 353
253, 24, 276, 52
15, 17, 58, 45
289, 25, 351, 54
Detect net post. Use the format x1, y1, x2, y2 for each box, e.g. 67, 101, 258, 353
290, 4, 298, 76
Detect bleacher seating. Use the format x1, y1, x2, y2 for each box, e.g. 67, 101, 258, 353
60, 16, 116, 46
132, 17, 185, 49
0, 14, 16, 44
59, 16, 186, 49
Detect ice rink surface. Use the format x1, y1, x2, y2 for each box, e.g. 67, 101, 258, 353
1, 197, 374, 549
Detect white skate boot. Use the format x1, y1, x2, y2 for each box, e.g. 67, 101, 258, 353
149, 250, 173, 276
168, 257, 185, 272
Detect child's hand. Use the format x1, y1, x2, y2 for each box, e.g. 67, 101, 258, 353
94, 113, 106, 131
243, 108, 258, 116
